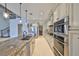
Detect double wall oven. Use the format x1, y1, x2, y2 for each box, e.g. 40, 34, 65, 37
53, 16, 69, 56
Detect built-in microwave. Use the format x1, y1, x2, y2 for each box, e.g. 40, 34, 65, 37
54, 16, 69, 34
54, 19, 64, 33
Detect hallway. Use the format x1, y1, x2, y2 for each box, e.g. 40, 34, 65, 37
32, 36, 54, 56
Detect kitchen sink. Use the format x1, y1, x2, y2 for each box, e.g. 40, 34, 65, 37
22, 36, 32, 40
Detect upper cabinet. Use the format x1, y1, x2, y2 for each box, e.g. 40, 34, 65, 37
67, 4, 79, 29
53, 7, 59, 22
59, 4, 67, 18
72, 4, 79, 28
53, 4, 67, 22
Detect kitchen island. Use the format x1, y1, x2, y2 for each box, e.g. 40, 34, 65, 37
0, 36, 35, 56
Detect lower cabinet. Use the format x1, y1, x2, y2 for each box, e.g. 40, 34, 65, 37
69, 31, 79, 56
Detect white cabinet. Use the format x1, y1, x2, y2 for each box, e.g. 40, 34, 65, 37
59, 4, 67, 18
53, 9, 58, 22
53, 3, 79, 56
69, 31, 79, 56
73, 4, 79, 27
53, 4, 68, 22
69, 4, 79, 29
68, 4, 79, 56
53, 5, 60, 22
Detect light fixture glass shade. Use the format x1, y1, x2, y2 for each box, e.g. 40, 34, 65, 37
3, 12, 9, 18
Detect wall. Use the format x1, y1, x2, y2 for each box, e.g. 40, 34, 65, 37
32, 24, 38, 36
10, 18, 29, 38
0, 6, 9, 36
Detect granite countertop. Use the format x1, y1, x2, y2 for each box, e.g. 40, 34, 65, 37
0, 37, 27, 56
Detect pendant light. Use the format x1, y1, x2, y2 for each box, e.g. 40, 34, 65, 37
19, 3, 22, 23
25, 10, 28, 22
3, 3, 9, 18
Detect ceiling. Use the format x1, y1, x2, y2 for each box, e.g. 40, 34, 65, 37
1, 3, 57, 24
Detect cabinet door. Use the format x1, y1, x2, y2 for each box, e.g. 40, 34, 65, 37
53, 7, 59, 22
73, 4, 79, 27
69, 4, 79, 29
69, 32, 79, 56
59, 4, 67, 18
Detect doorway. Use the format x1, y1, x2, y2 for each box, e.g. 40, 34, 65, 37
39, 25, 43, 35
18, 24, 23, 37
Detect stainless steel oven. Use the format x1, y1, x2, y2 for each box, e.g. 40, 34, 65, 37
53, 16, 69, 56
54, 35, 64, 55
